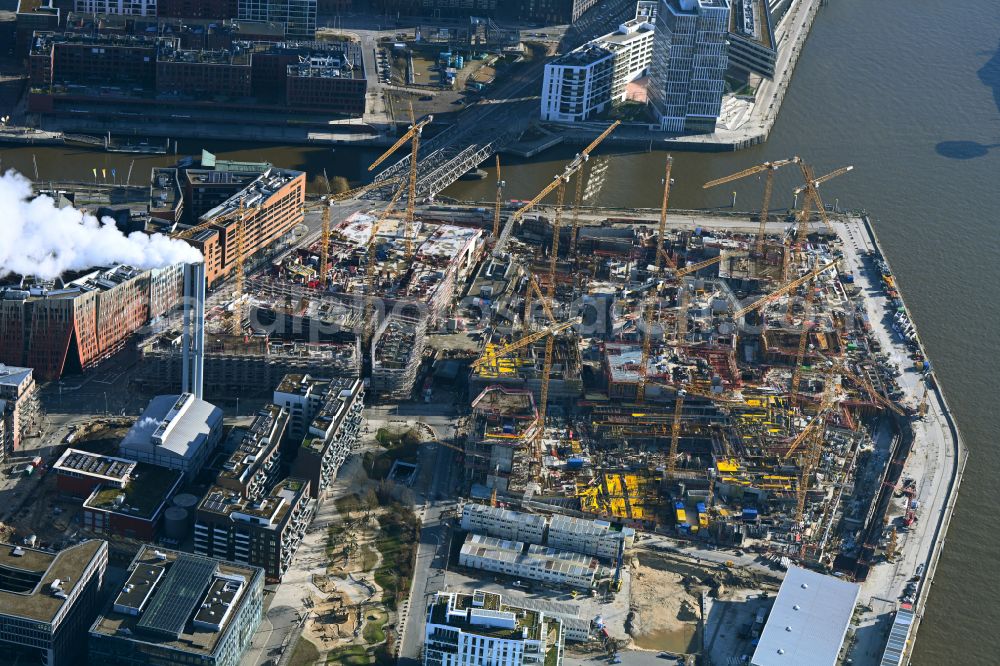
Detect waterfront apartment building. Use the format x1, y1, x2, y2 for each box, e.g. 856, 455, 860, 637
186, 167, 305, 287
0, 364, 36, 462
423, 590, 565, 666
273, 374, 365, 500
0, 264, 183, 381
238, 0, 316, 39
89, 546, 263, 666
194, 478, 314, 581
648, 0, 731, 133
541, 18, 654, 122
0, 539, 108, 666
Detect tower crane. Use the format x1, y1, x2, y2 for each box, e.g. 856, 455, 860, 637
789, 276, 816, 405
702, 158, 799, 256
493, 155, 505, 239
792, 162, 853, 241
493, 121, 620, 257
319, 171, 333, 289
568, 156, 589, 258
368, 108, 433, 259
731, 260, 836, 320
470, 318, 580, 370
363, 183, 407, 340
637, 157, 674, 403
795, 361, 837, 524
674, 254, 724, 278
230, 197, 248, 336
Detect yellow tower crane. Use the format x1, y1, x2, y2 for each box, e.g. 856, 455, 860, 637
731, 260, 837, 320
794, 361, 838, 524
637, 157, 674, 403
703, 158, 799, 256
363, 183, 407, 340
792, 163, 853, 242
789, 276, 816, 405
368, 107, 434, 259
319, 171, 333, 289
493, 155, 505, 239
493, 121, 620, 257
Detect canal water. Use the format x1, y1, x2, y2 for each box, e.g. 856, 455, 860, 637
0, 0, 997, 660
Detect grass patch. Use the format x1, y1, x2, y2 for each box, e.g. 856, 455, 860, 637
327, 644, 370, 665
289, 637, 320, 666
372, 503, 419, 610
362, 607, 389, 645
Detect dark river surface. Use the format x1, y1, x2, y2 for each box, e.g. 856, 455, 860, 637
1, 0, 997, 661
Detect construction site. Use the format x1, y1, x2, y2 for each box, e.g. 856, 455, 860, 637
127, 114, 927, 591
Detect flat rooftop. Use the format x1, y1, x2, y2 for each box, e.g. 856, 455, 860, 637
1, 265, 145, 302
198, 478, 307, 526
751, 566, 860, 666
0, 365, 33, 389
201, 168, 303, 222
84, 463, 183, 520
0, 540, 105, 623
218, 405, 284, 484
54, 448, 137, 485
91, 546, 262, 654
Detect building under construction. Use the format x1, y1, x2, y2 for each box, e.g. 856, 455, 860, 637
465, 385, 540, 492
136, 331, 361, 398
370, 316, 427, 400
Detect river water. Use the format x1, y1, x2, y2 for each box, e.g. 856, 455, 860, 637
1, 0, 997, 661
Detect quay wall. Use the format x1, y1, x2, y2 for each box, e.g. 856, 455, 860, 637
861, 214, 968, 664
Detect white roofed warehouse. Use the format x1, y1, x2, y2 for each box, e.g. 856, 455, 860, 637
751, 566, 860, 666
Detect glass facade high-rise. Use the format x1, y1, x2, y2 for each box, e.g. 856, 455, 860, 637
238, 0, 317, 40
648, 0, 730, 133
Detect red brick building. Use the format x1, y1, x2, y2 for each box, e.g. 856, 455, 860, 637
0, 264, 184, 381
81, 462, 183, 541
187, 168, 306, 287
54, 448, 137, 499
155, 42, 252, 98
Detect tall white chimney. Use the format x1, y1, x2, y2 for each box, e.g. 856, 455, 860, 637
181, 262, 205, 399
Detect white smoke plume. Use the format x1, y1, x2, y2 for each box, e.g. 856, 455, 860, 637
0, 170, 203, 280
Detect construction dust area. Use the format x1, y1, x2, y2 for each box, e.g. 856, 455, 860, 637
627, 550, 780, 657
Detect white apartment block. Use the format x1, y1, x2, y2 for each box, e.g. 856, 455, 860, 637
459, 533, 597, 589
648, 0, 731, 133
424, 589, 564, 666
540, 18, 654, 122
74, 0, 156, 14
546, 515, 636, 561
461, 504, 547, 544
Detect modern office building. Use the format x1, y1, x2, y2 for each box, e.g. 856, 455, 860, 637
0, 264, 184, 381
648, 0, 731, 133
541, 18, 654, 122
193, 478, 314, 581
0, 364, 37, 462
459, 533, 597, 589
726, 0, 777, 78
238, 0, 316, 39
0, 539, 108, 666
119, 393, 224, 481
89, 546, 263, 666
751, 566, 860, 666
273, 374, 364, 499
217, 405, 288, 501
424, 589, 565, 666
